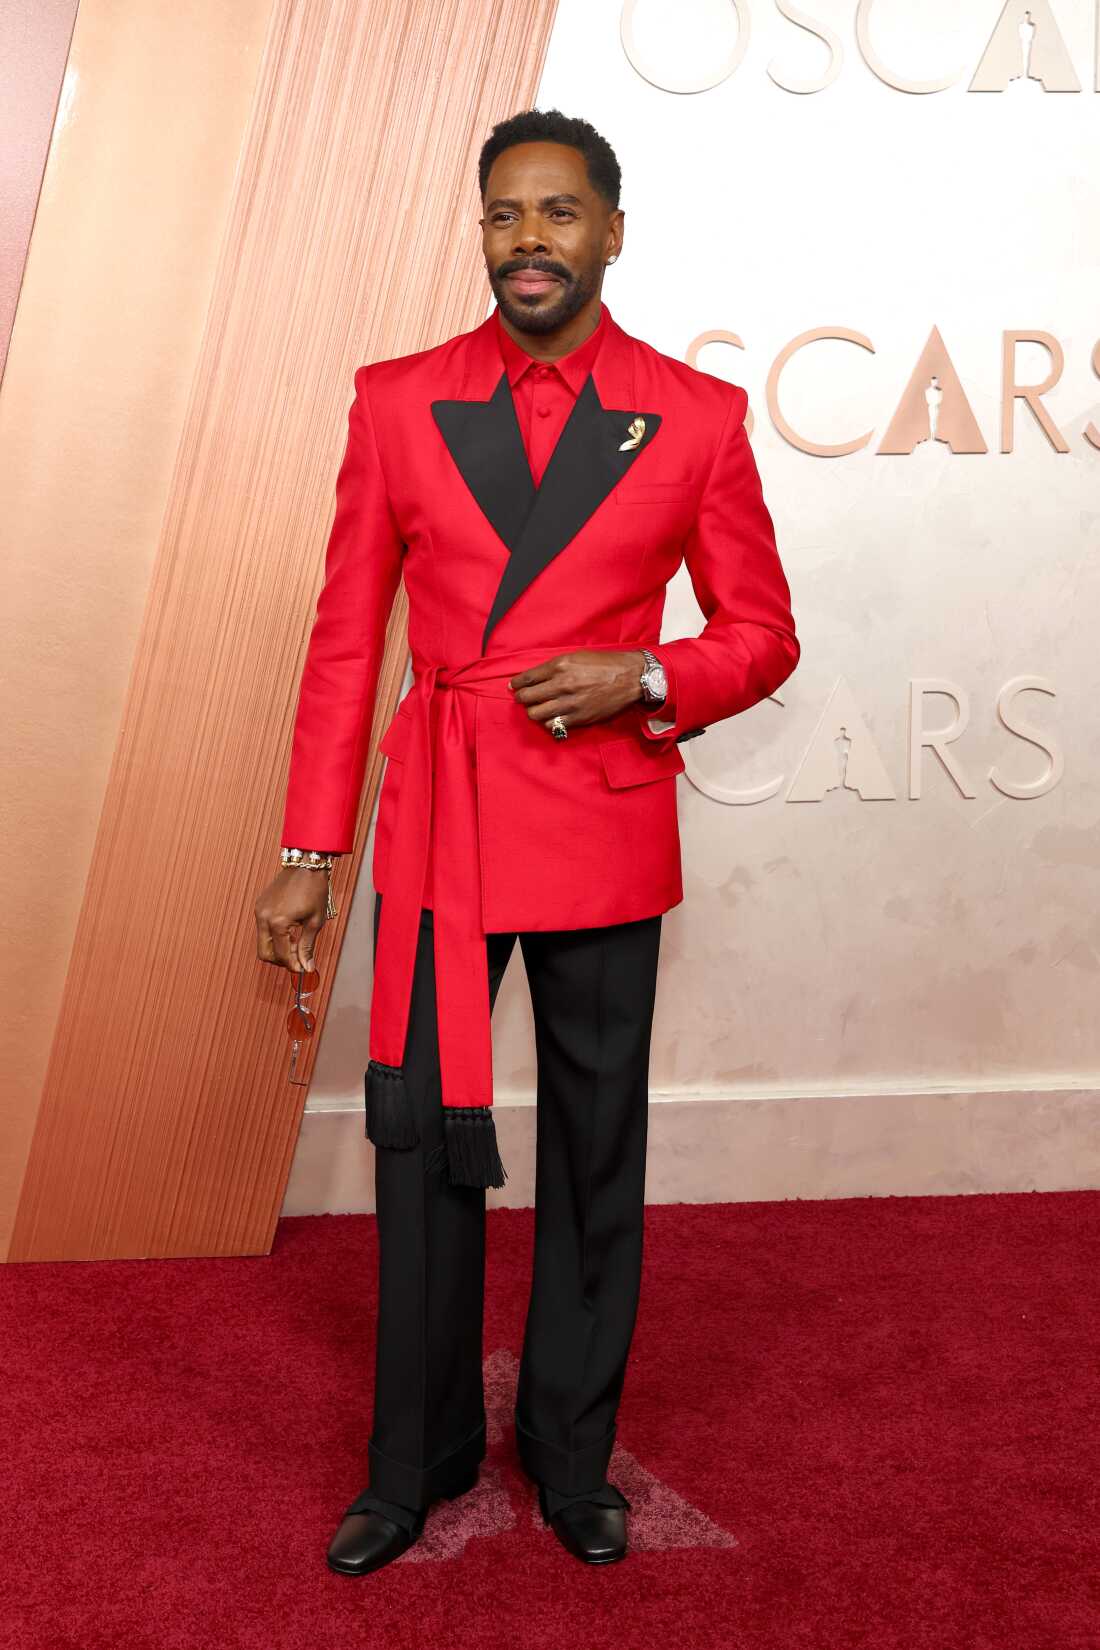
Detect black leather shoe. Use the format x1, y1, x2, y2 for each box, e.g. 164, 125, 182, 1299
537, 1482, 630, 1565
326, 1465, 479, 1575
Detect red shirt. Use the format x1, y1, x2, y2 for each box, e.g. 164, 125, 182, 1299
494, 304, 607, 485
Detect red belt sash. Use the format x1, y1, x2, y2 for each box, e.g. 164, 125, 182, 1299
368, 646, 567, 1120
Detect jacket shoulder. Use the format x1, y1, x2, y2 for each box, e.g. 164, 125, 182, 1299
629, 330, 747, 426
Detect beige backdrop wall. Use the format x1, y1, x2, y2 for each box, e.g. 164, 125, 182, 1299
285, 0, 1100, 1216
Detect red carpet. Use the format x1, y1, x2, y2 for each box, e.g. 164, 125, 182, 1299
3, 1191, 1099, 1650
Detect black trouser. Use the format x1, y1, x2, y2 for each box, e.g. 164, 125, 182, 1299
361, 888, 663, 1512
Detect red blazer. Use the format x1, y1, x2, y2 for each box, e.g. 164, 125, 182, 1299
281, 302, 800, 1126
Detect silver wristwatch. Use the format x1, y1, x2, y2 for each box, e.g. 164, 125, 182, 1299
639, 646, 667, 707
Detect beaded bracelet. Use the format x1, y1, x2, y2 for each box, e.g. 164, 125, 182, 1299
280, 846, 338, 920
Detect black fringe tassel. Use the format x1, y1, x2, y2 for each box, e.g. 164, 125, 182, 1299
443, 1106, 507, 1189
364, 1059, 420, 1150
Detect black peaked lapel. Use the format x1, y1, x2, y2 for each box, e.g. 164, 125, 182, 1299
482, 374, 661, 650
431, 370, 536, 553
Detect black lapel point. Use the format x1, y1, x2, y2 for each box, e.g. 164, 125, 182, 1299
481, 375, 662, 651
431, 373, 535, 553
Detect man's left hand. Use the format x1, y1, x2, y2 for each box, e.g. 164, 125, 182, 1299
508, 650, 646, 730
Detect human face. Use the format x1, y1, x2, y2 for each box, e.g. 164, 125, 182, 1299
480, 140, 622, 338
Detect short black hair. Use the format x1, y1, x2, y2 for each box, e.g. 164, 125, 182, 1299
478, 108, 622, 211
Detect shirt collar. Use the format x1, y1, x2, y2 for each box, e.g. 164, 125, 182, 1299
495, 302, 608, 395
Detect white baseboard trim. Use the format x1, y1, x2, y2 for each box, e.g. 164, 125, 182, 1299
279, 1084, 1100, 1216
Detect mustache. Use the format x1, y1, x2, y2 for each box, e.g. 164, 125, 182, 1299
497, 259, 571, 282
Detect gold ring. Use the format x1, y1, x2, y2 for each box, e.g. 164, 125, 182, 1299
549, 715, 568, 740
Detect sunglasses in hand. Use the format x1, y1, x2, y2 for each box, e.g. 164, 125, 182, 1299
288, 966, 321, 1041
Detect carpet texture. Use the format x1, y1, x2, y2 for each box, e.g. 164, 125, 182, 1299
2, 1191, 1099, 1649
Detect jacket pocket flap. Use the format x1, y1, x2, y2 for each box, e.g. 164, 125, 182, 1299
378, 708, 412, 761
600, 734, 686, 787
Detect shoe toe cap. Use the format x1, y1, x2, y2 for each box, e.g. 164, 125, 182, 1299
326, 1511, 409, 1572
554, 1505, 628, 1563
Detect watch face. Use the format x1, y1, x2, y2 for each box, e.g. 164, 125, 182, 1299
644, 665, 667, 700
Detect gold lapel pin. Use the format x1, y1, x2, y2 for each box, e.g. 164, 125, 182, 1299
618, 416, 646, 452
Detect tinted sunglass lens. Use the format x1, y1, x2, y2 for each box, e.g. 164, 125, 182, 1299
287, 1006, 316, 1038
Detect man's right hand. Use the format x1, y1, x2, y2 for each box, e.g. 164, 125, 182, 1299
255, 866, 331, 973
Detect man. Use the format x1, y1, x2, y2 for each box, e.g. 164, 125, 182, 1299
255, 107, 800, 1574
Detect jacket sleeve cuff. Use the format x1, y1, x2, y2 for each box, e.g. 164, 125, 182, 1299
636, 644, 703, 744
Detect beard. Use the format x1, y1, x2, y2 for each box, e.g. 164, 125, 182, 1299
488, 260, 601, 336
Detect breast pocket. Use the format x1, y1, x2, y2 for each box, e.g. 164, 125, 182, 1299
614, 481, 695, 506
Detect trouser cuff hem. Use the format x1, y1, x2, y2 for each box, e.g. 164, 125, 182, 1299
514, 1412, 617, 1495
366, 1419, 485, 1510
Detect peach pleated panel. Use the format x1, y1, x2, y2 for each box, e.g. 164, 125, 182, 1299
8, 0, 558, 1259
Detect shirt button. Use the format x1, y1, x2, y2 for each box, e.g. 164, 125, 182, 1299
536, 405, 551, 418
